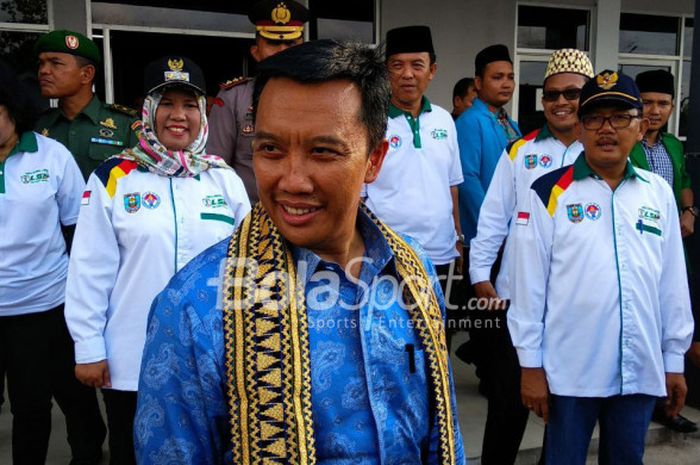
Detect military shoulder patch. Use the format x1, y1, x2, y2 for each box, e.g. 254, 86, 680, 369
94, 158, 139, 198
107, 103, 138, 118
219, 76, 252, 90
531, 165, 575, 216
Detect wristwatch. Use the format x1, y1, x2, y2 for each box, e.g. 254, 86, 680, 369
456, 233, 466, 245
682, 206, 699, 217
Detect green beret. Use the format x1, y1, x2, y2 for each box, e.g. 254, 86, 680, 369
35, 30, 101, 64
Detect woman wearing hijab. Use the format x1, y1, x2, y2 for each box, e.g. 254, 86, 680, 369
65, 56, 251, 465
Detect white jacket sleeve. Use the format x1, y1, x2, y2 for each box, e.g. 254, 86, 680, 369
223, 172, 252, 228
658, 187, 694, 373
469, 150, 515, 284
507, 186, 553, 368
55, 144, 86, 227
64, 173, 120, 364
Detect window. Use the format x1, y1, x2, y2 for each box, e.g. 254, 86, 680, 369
619, 13, 679, 55
516, 61, 547, 134
309, 0, 375, 43
517, 5, 589, 51
93, 0, 254, 15
0, 0, 47, 24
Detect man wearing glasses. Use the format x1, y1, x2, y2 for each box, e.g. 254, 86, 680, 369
508, 70, 693, 464
467, 48, 593, 465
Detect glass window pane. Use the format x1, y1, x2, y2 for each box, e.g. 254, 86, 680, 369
517, 6, 589, 51
0, 0, 47, 24
0, 30, 48, 111
619, 13, 679, 55
684, 18, 693, 58
309, 0, 374, 42
680, 60, 690, 137
619, 64, 672, 80
517, 61, 548, 135
93, 0, 254, 15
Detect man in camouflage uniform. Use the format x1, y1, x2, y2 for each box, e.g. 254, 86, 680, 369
35, 30, 139, 180
207, 0, 308, 202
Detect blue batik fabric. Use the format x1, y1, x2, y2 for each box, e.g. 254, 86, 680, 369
134, 210, 466, 465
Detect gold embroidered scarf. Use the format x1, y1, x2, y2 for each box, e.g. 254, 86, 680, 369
222, 204, 456, 465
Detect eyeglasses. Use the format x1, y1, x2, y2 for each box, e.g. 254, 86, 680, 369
542, 89, 582, 102
580, 114, 640, 130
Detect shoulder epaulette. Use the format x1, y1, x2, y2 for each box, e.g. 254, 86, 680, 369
531, 165, 575, 216
107, 103, 138, 118
219, 76, 252, 90
95, 158, 139, 198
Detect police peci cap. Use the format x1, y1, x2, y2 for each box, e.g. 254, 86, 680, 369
385, 25, 435, 59
143, 56, 206, 96
35, 30, 101, 64
248, 0, 309, 41
578, 70, 643, 116
635, 69, 675, 98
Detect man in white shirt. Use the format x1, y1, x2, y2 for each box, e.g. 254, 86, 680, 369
363, 25, 463, 310
467, 48, 593, 465
509, 70, 693, 464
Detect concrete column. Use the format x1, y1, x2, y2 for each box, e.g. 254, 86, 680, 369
592, 0, 621, 71
49, 0, 90, 35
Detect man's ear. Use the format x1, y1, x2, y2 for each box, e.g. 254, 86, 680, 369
250, 44, 261, 62
574, 120, 583, 140
474, 76, 483, 92
80, 64, 96, 85
637, 116, 650, 141
428, 62, 437, 81
364, 139, 389, 184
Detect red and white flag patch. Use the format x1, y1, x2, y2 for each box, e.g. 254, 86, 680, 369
516, 211, 530, 226
81, 190, 91, 206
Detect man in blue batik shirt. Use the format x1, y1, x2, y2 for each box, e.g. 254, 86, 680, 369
134, 40, 466, 465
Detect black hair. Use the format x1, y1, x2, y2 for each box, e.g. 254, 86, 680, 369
0, 60, 40, 134
253, 40, 390, 152
452, 77, 474, 100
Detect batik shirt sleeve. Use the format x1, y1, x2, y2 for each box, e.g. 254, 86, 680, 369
405, 237, 466, 465
134, 239, 232, 465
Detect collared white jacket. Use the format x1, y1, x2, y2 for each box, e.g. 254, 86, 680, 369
65, 158, 251, 390
469, 127, 583, 298
508, 154, 693, 397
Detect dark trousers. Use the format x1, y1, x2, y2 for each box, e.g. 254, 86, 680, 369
435, 260, 469, 351
456, 247, 530, 465
0, 305, 106, 465
102, 389, 137, 465
546, 394, 656, 465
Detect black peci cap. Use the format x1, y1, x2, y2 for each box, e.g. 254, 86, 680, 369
385, 25, 435, 60
143, 56, 206, 96
475, 44, 511, 75
635, 69, 675, 98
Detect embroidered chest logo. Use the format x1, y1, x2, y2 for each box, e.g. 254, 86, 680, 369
20, 169, 49, 184
123, 193, 141, 213
100, 118, 117, 130
584, 202, 602, 221
567, 203, 584, 223
539, 155, 553, 168
524, 154, 538, 169
142, 192, 161, 209
431, 128, 448, 140
389, 135, 402, 149
202, 194, 227, 208
636, 206, 662, 236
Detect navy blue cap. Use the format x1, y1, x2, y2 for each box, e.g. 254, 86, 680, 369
144, 56, 206, 96
578, 70, 642, 116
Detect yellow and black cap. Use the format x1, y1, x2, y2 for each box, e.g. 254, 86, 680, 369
248, 0, 309, 41
35, 30, 101, 64
578, 70, 643, 116
144, 56, 206, 96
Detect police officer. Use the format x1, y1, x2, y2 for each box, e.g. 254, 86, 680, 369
35, 30, 139, 180
207, 0, 308, 202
